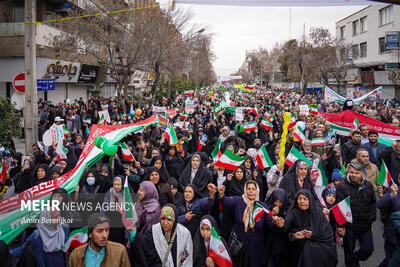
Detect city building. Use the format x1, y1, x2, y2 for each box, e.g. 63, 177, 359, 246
0, 0, 157, 105
336, 4, 400, 99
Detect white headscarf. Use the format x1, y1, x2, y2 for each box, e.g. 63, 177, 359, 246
241, 180, 260, 232
37, 210, 65, 252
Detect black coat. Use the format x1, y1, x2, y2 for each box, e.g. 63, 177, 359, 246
341, 139, 360, 165
378, 146, 400, 182
336, 175, 376, 232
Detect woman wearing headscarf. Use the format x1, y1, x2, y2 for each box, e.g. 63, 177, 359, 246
11, 189, 70, 267
102, 176, 126, 245
217, 180, 284, 267
76, 168, 102, 224
136, 181, 161, 235
33, 164, 51, 186
177, 184, 216, 237
193, 215, 230, 267
149, 156, 170, 182
219, 126, 233, 143
148, 166, 175, 207
279, 160, 318, 206
283, 189, 338, 267
223, 167, 248, 197
264, 188, 291, 267
164, 146, 184, 180
179, 153, 212, 198
141, 204, 193, 266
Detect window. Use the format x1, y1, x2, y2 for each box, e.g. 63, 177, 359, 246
340, 26, 345, 40
360, 16, 367, 33
352, 20, 359, 36
352, 45, 359, 59
380, 5, 393, 26
360, 42, 367, 57
379, 37, 386, 53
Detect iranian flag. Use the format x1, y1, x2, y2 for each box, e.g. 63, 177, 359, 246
276, 92, 284, 99
311, 160, 328, 186
329, 122, 351, 136
0, 160, 7, 183
311, 138, 325, 146
352, 117, 359, 130
260, 117, 273, 131
256, 145, 273, 169
264, 112, 274, 122
62, 227, 88, 254
175, 89, 180, 99
284, 146, 312, 167
340, 163, 346, 176
215, 149, 248, 171
309, 104, 318, 116
292, 127, 306, 144
165, 124, 178, 145
56, 142, 67, 162
120, 143, 134, 161
98, 114, 105, 125
288, 113, 297, 129
209, 227, 232, 267
331, 197, 352, 225
184, 90, 194, 96
162, 97, 168, 103
385, 101, 390, 112
122, 175, 138, 229
238, 121, 257, 133
377, 160, 392, 188
252, 202, 273, 223
83, 118, 91, 125
211, 138, 222, 162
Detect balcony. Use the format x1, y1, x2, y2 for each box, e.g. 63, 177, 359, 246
0, 23, 63, 46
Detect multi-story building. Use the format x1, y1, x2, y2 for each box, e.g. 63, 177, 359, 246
0, 0, 158, 104
336, 4, 400, 99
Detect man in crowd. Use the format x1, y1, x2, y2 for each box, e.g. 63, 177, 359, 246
361, 130, 386, 169
341, 131, 362, 165
336, 162, 377, 267
68, 213, 130, 267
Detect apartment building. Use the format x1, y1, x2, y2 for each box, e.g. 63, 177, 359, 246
336, 4, 400, 99
0, 0, 158, 104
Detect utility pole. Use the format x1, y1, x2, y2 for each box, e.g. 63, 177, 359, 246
24, 0, 38, 154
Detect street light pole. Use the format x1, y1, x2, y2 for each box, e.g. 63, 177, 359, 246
24, 0, 38, 154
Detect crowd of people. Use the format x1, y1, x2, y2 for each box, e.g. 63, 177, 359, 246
1, 88, 400, 267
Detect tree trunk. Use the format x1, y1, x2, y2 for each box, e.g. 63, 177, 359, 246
151, 61, 161, 94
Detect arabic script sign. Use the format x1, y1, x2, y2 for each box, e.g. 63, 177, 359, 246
77, 64, 99, 84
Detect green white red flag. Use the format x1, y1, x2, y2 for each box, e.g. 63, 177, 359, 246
56, 142, 67, 163
352, 117, 359, 130
309, 104, 318, 116
329, 122, 351, 136
120, 142, 134, 161
83, 118, 91, 125
276, 92, 284, 99
292, 126, 306, 144
0, 160, 7, 183
122, 175, 138, 229
98, 114, 105, 125
256, 145, 273, 169
260, 118, 273, 131
209, 227, 232, 267
62, 227, 88, 254
340, 163, 346, 176
288, 113, 296, 129
165, 124, 178, 145
377, 160, 392, 188
311, 160, 328, 186
211, 138, 222, 163
236, 121, 257, 133
252, 202, 273, 223
331, 197, 352, 225
284, 146, 312, 167
311, 138, 325, 146
215, 149, 248, 171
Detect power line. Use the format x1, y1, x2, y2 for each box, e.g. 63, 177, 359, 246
24, 4, 160, 24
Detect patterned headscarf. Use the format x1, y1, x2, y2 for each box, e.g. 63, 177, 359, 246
241, 180, 260, 232
160, 206, 175, 222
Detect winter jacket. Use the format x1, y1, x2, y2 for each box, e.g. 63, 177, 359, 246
336, 174, 376, 232
350, 159, 382, 197
377, 191, 400, 245
341, 139, 360, 165
68, 241, 130, 267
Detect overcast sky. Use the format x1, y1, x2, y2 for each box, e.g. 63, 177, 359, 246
161, 2, 373, 76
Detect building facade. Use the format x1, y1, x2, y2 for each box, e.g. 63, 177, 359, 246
336, 4, 400, 99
